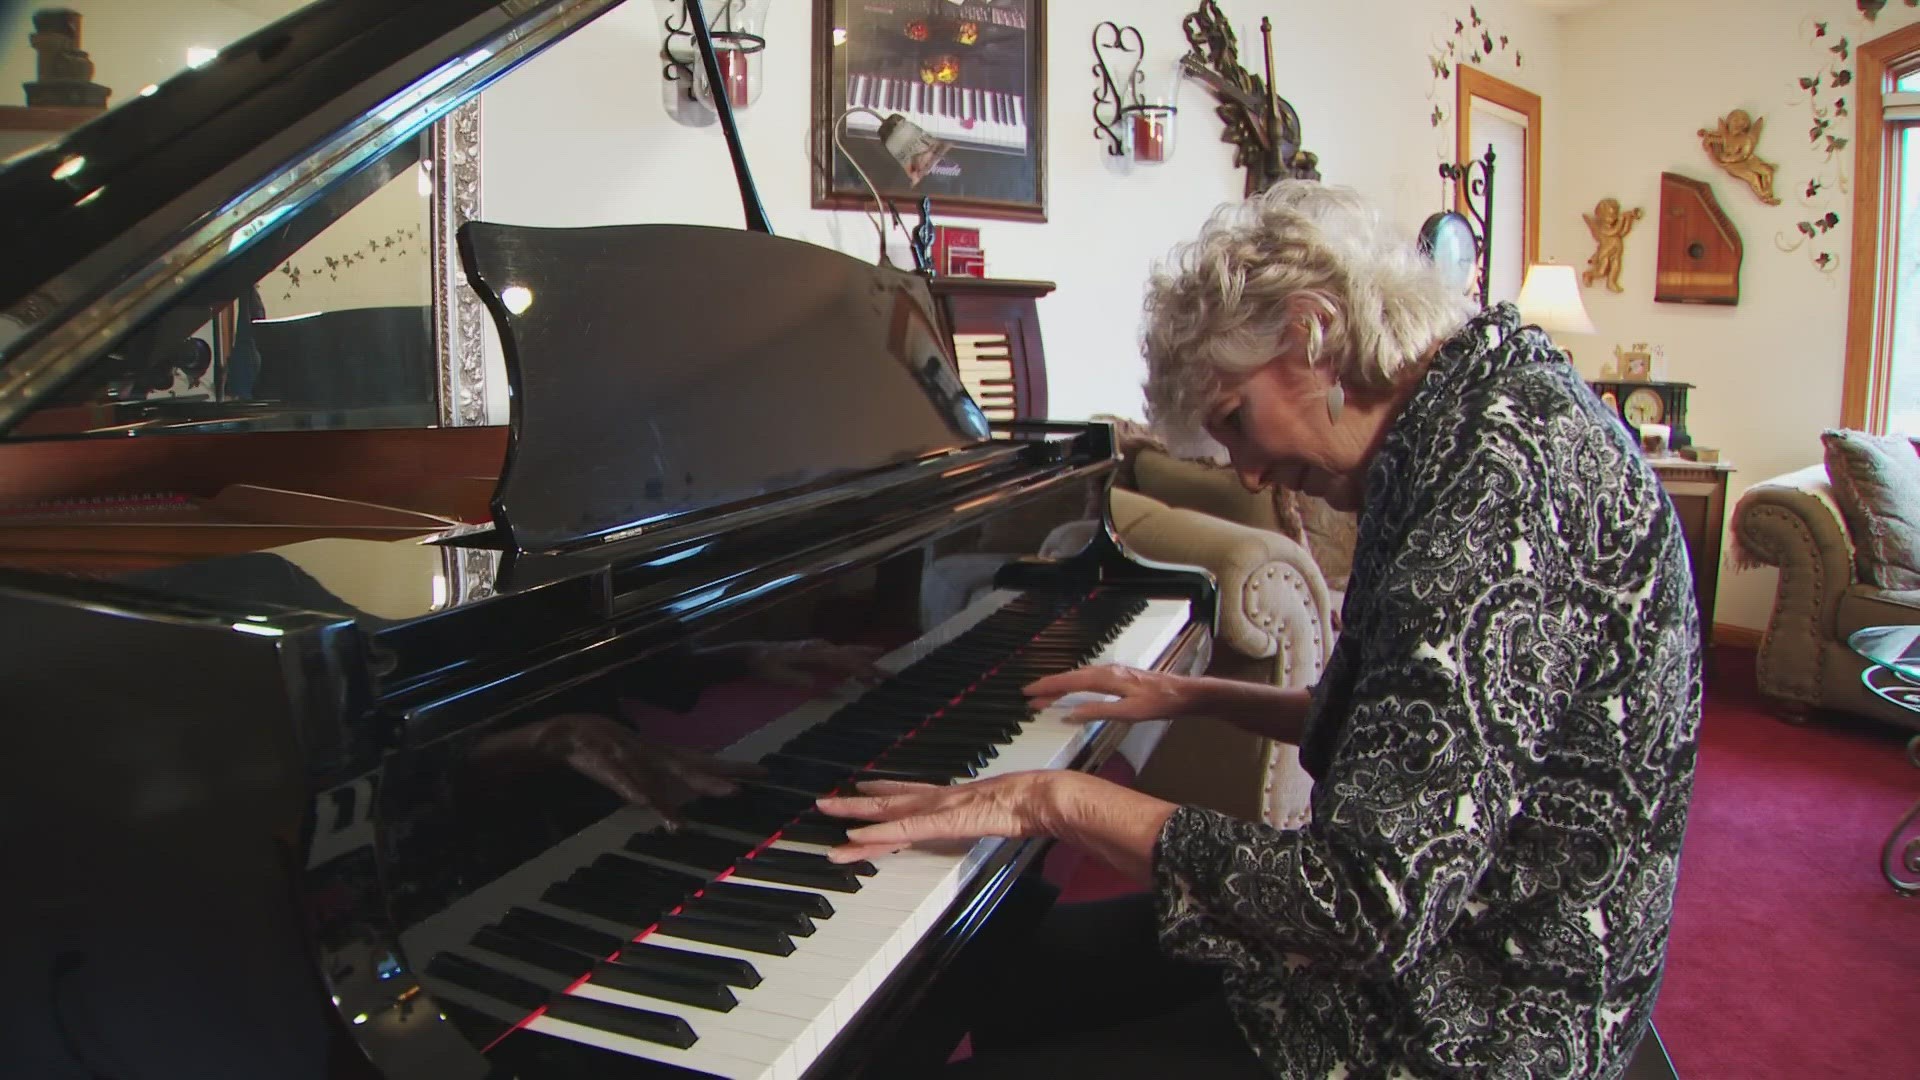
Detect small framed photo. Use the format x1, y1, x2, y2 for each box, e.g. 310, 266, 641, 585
812, 0, 1047, 222
1614, 343, 1655, 381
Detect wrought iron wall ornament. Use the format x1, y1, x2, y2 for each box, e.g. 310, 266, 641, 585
1177, 1, 1318, 195
1437, 144, 1496, 309
1090, 21, 1147, 156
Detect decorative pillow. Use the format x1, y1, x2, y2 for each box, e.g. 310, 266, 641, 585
1821, 428, 1920, 590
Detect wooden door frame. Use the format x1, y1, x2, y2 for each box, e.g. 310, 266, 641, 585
1842, 22, 1920, 431
1456, 66, 1543, 271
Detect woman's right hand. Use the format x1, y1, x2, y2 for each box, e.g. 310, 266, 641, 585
1022, 664, 1200, 725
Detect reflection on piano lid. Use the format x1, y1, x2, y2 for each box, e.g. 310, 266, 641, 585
0, 2, 1221, 1078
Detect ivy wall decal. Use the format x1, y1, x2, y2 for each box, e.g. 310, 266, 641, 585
1424, 5, 1525, 163
273, 225, 426, 303
1777, 16, 1864, 276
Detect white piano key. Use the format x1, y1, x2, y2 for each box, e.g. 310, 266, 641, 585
528, 1013, 778, 1080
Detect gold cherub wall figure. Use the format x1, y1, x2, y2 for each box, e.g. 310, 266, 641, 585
1698, 109, 1781, 206
1582, 197, 1644, 293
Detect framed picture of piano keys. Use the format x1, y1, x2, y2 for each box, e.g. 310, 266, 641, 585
812, 0, 1047, 223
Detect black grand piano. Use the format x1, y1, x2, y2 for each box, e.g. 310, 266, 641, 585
0, 2, 1215, 1077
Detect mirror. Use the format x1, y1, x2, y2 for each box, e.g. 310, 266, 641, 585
0, 1, 485, 439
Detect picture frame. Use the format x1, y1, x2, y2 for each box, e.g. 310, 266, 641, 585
811, 0, 1047, 223
1614, 343, 1655, 382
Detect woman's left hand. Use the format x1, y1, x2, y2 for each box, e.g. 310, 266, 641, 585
816, 771, 1092, 864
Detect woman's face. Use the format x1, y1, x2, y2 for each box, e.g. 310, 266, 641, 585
1203, 335, 1371, 511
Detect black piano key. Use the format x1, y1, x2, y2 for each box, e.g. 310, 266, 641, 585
611, 941, 761, 989
543, 993, 698, 1050
488, 1028, 723, 1079
581, 854, 706, 897
786, 744, 975, 778
474, 926, 596, 979
501, 908, 626, 957
624, 831, 750, 872
589, 962, 738, 1013
702, 879, 834, 918
752, 846, 876, 878
772, 815, 851, 847
654, 913, 796, 956
436, 1000, 513, 1049
729, 858, 864, 894
680, 894, 815, 936
542, 882, 671, 928
682, 801, 809, 837
426, 952, 549, 1012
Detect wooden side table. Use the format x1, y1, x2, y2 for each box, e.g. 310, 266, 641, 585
1650, 459, 1734, 642
926, 277, 1055, 421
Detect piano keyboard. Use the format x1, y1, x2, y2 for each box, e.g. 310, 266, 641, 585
953, 333, 1016, 421
844, 74, 1027, 155
408, 589, 1191, 1079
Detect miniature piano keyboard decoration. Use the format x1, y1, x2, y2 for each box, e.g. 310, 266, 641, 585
844, 73, 1027, 155
953, 333, 1016, 422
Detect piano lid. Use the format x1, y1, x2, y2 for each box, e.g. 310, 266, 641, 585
0, 0, 625, 437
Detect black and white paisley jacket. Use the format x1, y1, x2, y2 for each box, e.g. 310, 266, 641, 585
1152, 303, 1702, 1079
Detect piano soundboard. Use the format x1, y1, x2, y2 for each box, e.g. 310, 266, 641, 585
396, 591, 1192, 1079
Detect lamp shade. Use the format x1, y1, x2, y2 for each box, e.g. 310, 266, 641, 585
1515, 264, 1597, 335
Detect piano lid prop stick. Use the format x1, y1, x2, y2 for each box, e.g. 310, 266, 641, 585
686, 0, 772, 235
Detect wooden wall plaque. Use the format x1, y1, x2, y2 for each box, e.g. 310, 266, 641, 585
1655, 172, 1742, 305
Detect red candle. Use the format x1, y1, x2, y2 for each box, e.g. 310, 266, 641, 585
1132, 112, 1168, 163
716, 48, 752, 108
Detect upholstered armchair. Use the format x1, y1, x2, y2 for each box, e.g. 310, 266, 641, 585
1732, 462, 1920, 731
1104, 448, 1349, 830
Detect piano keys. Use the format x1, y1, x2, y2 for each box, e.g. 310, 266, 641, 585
405, 592, 1195, 1080
844, 73, 1028, 155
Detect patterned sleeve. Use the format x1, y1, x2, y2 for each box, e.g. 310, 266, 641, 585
1153, 376, 1580, 981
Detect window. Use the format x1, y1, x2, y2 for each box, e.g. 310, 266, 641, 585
1456, 67, 1542, 305
1844, 25, 1920, 433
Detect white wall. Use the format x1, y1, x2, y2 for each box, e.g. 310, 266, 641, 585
1549, 0, 1920, 634
477, 0, 1562, 424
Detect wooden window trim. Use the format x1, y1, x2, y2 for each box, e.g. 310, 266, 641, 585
1843, 22, 1920, 431
1455, 66, 1542, 268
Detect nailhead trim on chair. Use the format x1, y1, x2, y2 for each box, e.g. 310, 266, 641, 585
1256, 562, 1327, 831
1737, 502, 1830, 706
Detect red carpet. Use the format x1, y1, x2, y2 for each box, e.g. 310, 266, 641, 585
1045, 648, 1920, 1078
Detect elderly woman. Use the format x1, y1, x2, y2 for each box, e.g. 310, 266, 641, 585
818, 181, 1701, 1079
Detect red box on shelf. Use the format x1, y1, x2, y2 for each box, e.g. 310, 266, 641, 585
932, 225, 984, 277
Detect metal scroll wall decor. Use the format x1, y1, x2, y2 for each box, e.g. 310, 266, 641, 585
1177, 0, 1319, 195
1440, 144, 1496, 310
1091, 21, 1179, 163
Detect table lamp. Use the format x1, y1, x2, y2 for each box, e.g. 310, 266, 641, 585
1515, 263, 1597, 336
833, 107, 952, 272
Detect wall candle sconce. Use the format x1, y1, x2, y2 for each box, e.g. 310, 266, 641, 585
662, 0, 771, 110
1437, 145, 1497, 309
1091, 22, 1181, 164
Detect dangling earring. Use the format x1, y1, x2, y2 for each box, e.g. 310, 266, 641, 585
1326, 382, 1346, 422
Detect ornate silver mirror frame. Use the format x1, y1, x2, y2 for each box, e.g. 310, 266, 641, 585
431, 99, 486, 427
